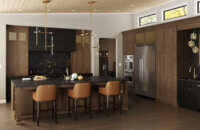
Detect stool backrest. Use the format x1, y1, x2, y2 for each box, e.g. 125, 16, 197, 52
73, 83, 91, 98
105, 81, 120, 95
36, 84, 56, 102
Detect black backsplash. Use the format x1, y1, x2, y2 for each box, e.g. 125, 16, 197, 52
29, 52, 70, 75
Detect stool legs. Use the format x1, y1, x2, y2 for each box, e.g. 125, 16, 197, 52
53, 100, 57, 124
113, 96, 115, 111
119, 94, 122, 114
90, 97, 92, 119
37, 102, 40, 126
99, 94, 101, 113
68, 97, 71, 117
32, 100, 34, 121
85, 99, 87, 115
68, 97, 92, 120
106, 95, 110, 116
52, 101, 54, 119
74, 99, 78, 121
98, 94, 122, 115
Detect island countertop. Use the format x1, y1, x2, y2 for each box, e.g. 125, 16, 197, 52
11, 76, 125, 87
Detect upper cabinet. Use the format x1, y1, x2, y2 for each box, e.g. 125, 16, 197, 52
29, 27, 76, 52
136, 31, 155, 44
6, 26, 29, 76
123, 31, 135, 55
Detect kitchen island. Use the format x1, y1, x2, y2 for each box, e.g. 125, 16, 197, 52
11, 76, 128, 123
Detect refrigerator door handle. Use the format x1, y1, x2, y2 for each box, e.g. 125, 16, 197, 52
141, 59, 144, 83
139, 59, 144, 84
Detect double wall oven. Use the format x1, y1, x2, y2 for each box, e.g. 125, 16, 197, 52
124, 55, 134, 83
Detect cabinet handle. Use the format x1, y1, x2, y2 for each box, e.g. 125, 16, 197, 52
197, 85, 200, 88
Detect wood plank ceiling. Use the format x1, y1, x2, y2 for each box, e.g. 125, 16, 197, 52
0, 0, 170, 13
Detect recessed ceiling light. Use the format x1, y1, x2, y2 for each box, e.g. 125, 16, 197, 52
130, 4, 135, 7
94, 9, 98, 12
72, 9, 76, 12
18, 9, 23, 12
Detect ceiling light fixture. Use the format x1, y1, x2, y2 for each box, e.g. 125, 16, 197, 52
130, 4, 135, 7
18, 9, 23, 12
34, 0, 54, 55
88, 1, 100, 49
116, 10, 120, 12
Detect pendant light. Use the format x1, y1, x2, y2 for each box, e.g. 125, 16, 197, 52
34, 0, 54, 55
88, 1, 100, 49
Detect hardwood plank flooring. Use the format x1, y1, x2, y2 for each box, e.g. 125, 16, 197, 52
0, 94, 200, 130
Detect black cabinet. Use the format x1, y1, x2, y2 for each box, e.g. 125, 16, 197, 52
29, 27, 76, 52
178, 79, 200, 110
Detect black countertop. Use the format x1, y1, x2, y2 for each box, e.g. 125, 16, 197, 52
178, 78, 200, 82
11, 76, 124, 88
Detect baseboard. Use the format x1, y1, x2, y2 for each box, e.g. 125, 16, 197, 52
0, 99, 6, 104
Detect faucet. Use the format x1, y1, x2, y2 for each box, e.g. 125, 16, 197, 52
189, 66, 198, 79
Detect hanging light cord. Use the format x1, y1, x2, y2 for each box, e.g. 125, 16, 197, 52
45, 2, 48, 51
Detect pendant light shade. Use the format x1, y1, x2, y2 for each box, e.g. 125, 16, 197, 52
188, 40, 195, 48
190, 32, 197, 40
192, 46, 199, 53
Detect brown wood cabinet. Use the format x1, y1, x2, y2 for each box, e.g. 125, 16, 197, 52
156, 26, 177, 107
6, 26, 28, 76
136, 31, 155, 44
123, 31, 135, 55
71, 31, 91, 74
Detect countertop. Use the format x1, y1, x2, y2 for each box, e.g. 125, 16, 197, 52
178, 78, 200, 82
11, 76, 124, 87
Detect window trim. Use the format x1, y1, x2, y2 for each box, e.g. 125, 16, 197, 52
139, 13, 156, 26
163, 5, 187, 21
198, 1, 200, 13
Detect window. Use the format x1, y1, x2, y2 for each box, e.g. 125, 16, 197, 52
198, 1, 200, 13
164, 5, 187, 20
139, 14, 156, 26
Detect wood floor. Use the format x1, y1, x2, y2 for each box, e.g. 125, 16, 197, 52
1, 94, 200, 130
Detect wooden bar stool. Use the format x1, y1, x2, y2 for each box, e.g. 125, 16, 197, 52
98, 81, 122, 115
67, 83, 92, 120
32, 84, 57, 126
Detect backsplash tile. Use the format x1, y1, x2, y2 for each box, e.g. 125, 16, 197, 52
29, 51, 70, 75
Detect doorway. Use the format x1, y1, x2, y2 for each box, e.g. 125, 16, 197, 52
99, 38, 116, 77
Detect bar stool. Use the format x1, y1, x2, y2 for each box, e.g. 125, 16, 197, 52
32, 84, 57, 126
67, 83, 92, 120
98, 81, 122, 115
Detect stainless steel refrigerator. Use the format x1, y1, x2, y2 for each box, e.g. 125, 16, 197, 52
135, 43, 156, 99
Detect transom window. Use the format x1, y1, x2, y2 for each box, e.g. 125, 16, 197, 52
164, 5, 187, 20
139, 14, 156, 26
198, 1, 200, 13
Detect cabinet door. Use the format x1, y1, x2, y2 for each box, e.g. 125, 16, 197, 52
156, 26, 177, 107
123, 31, 134, 55
195, 84, 200, 109
7, 26, 28, 76
179, 83, 197, 109
145, 31, 155, 43
136, 33, 145, 44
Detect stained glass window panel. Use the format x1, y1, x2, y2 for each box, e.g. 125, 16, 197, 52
164, 5, 187, 20
139, 14, 156, 26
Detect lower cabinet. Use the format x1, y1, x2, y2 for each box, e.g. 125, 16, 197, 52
178, 80, 200, 110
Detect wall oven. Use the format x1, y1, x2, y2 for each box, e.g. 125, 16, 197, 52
124, 55, 134, 83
